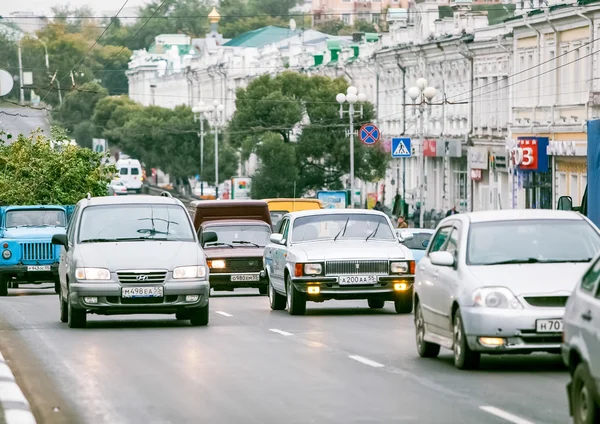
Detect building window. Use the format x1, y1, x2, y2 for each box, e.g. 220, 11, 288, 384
342, 14, 351, 24
372, 13, 380, 23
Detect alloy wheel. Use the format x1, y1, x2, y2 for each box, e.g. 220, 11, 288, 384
579, 384, 590, 423
453, 317, 462, 361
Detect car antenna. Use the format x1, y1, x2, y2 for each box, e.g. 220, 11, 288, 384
160, 191, 173, 197
86, 192, 91, 200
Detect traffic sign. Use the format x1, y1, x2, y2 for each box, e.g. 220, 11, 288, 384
359, 123, 380, 146
391, 138, 411, 158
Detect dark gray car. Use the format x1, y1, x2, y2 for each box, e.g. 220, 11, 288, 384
52, 195, 211, 328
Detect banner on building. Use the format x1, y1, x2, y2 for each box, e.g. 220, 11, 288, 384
516, 137, 549, 173
423, 139, 437, 157
436, 140, 462, 157
468, 146, 488, 170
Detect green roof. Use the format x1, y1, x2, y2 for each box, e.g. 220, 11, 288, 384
223, 26, 298, 48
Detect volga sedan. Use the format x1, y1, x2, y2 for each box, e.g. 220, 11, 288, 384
264, 209, 415, 315
414, 209, 600, 369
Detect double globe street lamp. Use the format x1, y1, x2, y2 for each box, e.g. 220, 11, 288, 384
407, 78, 437, 228
336, 86, 367, 208
192, 100, 224, 197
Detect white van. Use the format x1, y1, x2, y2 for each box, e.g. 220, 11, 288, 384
116, 159, 143, 193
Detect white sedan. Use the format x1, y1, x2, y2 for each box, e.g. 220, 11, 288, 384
414, 209, 600, 370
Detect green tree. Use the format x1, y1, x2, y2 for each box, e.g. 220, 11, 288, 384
314, 20, 346, 35
247, 0, 297, 17
52, 81, 108, 135
0, 128, 114, 205
250, 134, 298, 199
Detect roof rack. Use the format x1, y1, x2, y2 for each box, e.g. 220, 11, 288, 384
160, 191, 173, 198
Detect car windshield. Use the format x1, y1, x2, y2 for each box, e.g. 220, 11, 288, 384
402, 232, 433, 250
467, 219, 600, 265
204, 224, 271, 248
78, 204, 195, 242
5, 209, 66, 228
292, 213, 395, 243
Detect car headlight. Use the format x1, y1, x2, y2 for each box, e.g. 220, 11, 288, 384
2, 249, 11, 259
173, 266, 207, 279
390, 261, 409, 273
472, 287, 523, 309
75, 267, 111, 280
208, 260, 226, 269
303, 263, 322, 275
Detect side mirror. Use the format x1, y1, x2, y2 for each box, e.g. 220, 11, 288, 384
201, 231, 218, 246
557, 195, 573, 211
52, 234, 68, 251
429, 251, 455, 267
270, 234, 285, 245
399, 231, 414, 241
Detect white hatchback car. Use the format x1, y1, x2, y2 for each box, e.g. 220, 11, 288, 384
414, 209, 600, 370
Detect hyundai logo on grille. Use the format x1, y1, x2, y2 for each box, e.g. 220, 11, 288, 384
136, 275, 149, 281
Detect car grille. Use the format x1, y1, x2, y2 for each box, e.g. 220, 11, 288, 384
325, 260, 388, 276
21, 242, 54, 261
117, 270, 167, 284
521, 335, 562, 344
523, 296, 569, 308
211, 257, 263, 274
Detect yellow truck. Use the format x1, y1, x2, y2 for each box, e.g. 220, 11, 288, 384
263, 198, 322, 230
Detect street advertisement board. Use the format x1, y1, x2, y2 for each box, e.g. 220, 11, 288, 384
231, 177, 251, 199
317, 191, 347, 209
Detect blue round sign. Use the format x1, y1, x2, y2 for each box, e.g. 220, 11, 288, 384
359, 123, 380, 146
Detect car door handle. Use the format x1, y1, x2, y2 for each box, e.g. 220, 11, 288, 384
582, 311, 592, 321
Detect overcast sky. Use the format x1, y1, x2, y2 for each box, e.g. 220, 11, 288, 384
0, 0, 150, 17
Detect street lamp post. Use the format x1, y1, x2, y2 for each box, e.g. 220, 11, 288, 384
336, 86, 367, 208
192, 101, 208, 195
209, 100, 225, 199
407, 78, 437, 228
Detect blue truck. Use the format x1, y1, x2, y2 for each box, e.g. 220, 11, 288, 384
0, 205, 75, 296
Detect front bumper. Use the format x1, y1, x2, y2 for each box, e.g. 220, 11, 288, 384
209, 271, 268, 290
291, 275, 414, 301
0, 264, 59, 282
68, 280, 209, 315
461, 306, 565, 353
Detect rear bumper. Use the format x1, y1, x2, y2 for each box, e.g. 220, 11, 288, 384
291, 275, 414, 301
0, 264, 59, 282
68, 281, 209, 314
209, 271, 267, 290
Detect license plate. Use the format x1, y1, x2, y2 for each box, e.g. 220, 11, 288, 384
231, 274, 260, 282
122, 286, 164, 298
339, 275, 378, 285
27, 266, 51, 271
536, 319, 563, 333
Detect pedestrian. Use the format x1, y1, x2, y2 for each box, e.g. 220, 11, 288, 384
397, 215, 409, 228
446, 205, 458, 217
373, 201, 384, 212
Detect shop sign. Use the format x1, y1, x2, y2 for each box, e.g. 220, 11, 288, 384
516, 137, 549, 172
435, 140, 462, 157
470, 169, 482, 181
468, 147, 488, 170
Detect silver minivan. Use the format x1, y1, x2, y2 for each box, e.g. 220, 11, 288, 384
52, 194, 212, 328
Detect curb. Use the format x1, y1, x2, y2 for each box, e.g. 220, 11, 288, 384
0, 351, 36, 424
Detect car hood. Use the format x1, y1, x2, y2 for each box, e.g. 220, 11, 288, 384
2, 226, 66, 240
76, 241, 203, 271
468, 262, 590, 296
204, 246, 265, 259
293, 239, 410, 261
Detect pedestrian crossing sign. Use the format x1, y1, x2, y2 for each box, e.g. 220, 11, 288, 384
392, 138, 411, 158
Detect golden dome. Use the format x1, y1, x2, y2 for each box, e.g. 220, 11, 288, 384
208, 7, 220, 24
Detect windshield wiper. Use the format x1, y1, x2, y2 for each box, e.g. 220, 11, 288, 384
232, 241, 261, 247
205, 242, 234, 248
366, 222, 381, 241
485, 257, 593, 265
80, 238, 117, 243
81, 237, 155, 243
334, 217, 350, 241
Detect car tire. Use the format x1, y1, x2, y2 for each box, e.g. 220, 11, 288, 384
189, 302, 209, 326
258, 286, 268, 296
572, 362, 599, 424
67, 297, 87, 329
0, 278, 8, 297
368, 298, 385, 309
453, 309, 480, 370
59, 290, 68, 323
286, 277, 306, 316
54, 280, 60, 294
415, 302, 440, 358
394, 293, 413, 314
268, 279, 286, 311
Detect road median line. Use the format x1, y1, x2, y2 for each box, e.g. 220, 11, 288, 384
269, 329, 293, 336
479, 406, 536, 424
0, 352, 36, 424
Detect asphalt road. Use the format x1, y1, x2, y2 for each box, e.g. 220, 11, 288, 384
0, 286, 569, 424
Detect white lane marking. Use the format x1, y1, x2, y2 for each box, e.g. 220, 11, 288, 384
348, 355, 385, 368
0, 382, 29, 404
480, 406, 536, 424
0, 364, 15, 380
5, 410, 36, 424
215, 311, 233, 317
269, 328, 293, 336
